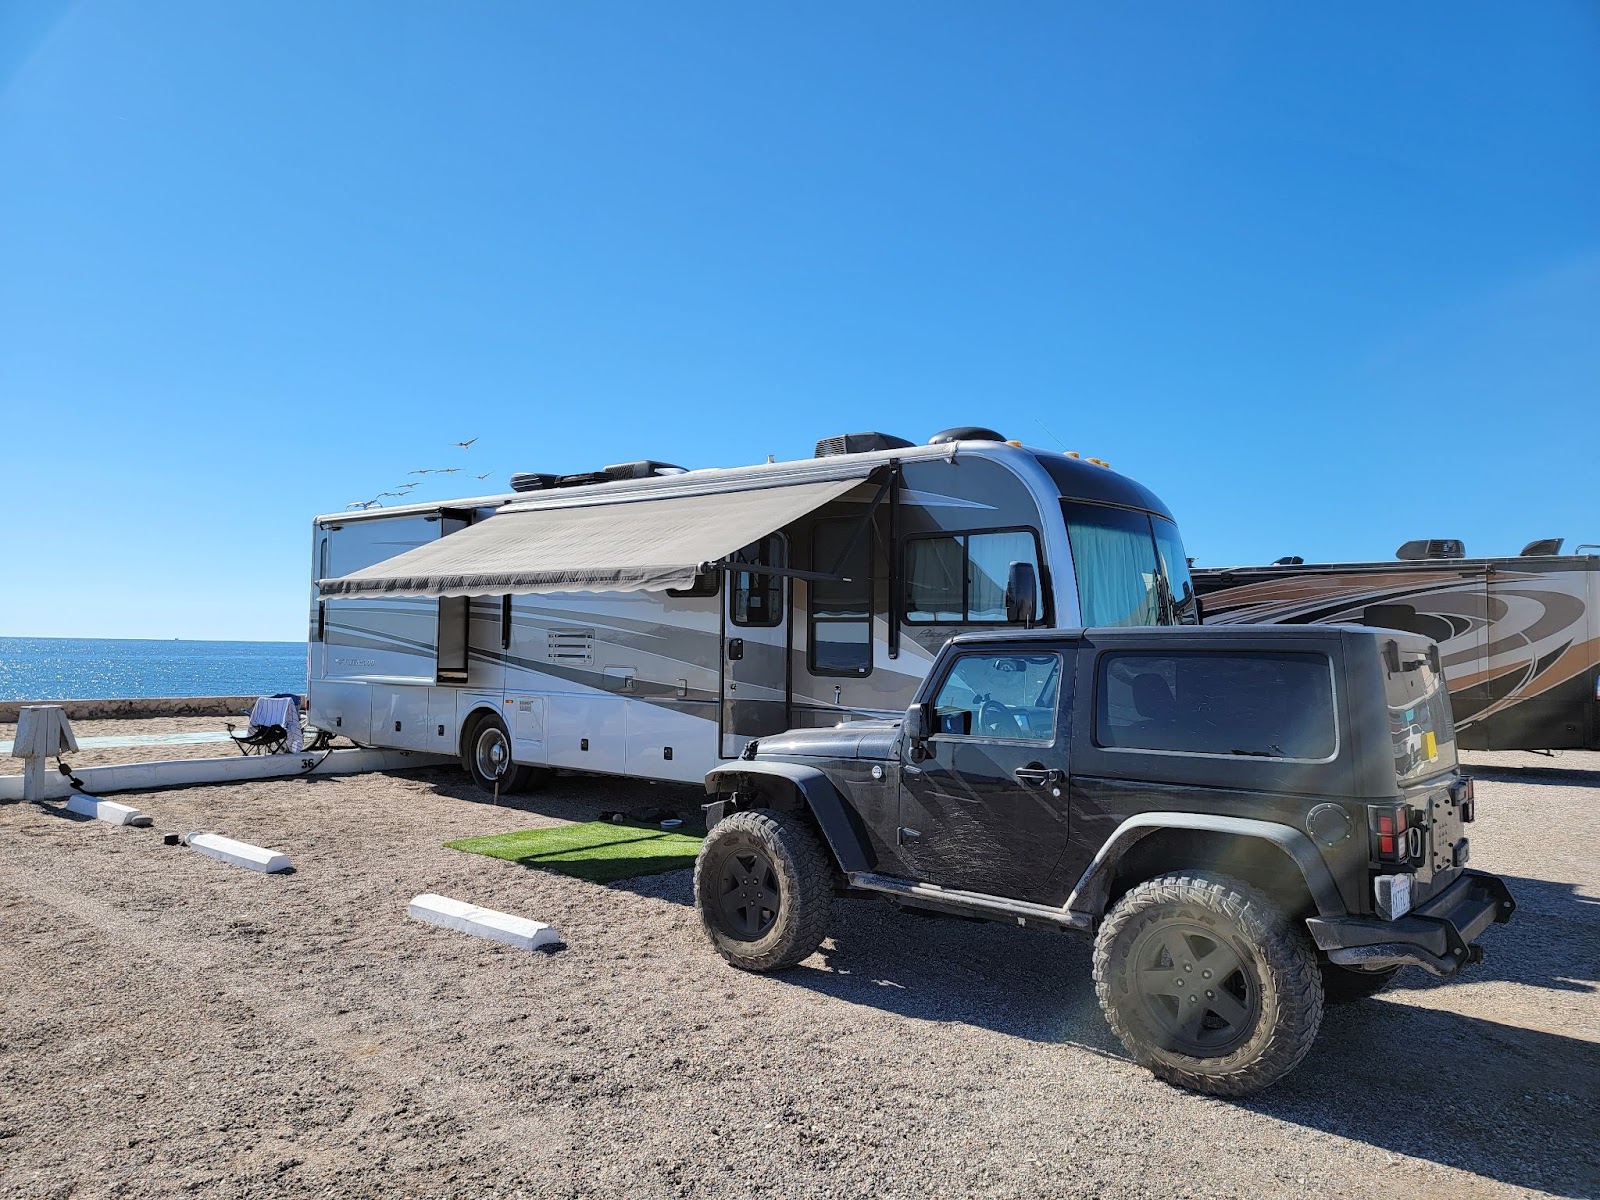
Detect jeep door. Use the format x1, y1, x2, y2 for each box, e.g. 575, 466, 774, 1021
897, 647, 1072, 902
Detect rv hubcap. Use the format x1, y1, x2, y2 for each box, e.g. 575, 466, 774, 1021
1129, 919, 1259, 1057
716, 849, 781, 940
475, 727, 510, 781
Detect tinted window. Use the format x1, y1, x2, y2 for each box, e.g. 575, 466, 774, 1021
1383, 641, 1458, 782
933, 652, 1062, 741
810, 520, 871, 674
1096, 651, 1336, 760
731, 535, 783, 627
905, 530, 1041, 623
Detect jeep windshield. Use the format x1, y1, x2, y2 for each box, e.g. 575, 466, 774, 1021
1060, 500, 1199, 628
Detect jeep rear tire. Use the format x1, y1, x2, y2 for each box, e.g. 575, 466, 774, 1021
1093, 871, 1324, 1097
1319, 959, 1401, 1004
694, 808, 832, 972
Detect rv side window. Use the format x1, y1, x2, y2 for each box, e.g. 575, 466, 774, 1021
730, 536, 783, 627
810, 519, 872, 675
904, 529, 1041, 623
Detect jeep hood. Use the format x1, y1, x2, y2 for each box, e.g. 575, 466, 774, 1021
753, 720, 900, 761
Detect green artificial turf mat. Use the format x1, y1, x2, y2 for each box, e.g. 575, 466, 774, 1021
445, 820, 704, 883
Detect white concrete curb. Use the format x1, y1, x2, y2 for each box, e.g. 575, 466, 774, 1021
62, 793, 153, 827
407, 893, 562, 951
0, 748, 454, 802
187, 832, 293, 874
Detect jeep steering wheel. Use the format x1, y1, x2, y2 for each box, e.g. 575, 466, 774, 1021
977, 698, 1023, 736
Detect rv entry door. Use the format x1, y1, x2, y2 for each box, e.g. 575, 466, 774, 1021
435, 509, 475, 685
722, 534, 790, 757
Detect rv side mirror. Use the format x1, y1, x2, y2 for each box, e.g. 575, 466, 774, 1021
1005, 561, 1039, 626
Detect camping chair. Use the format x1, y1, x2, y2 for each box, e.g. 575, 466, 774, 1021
227, 694, 306, 756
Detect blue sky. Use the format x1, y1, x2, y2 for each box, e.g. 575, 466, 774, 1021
2, 2, 1596, 641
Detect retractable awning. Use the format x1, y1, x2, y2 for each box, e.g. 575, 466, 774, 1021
318, 474, 873, 599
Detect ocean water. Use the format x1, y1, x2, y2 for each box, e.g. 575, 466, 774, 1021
0, 638, 308, 701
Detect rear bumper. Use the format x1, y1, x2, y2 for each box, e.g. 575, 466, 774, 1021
1304, 870, 1517, 977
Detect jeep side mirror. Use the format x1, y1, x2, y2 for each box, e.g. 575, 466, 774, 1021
1005, 561, 1039, 626
904, 702, 931, 742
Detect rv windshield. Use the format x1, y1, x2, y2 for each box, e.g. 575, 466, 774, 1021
1062, 501, 1198, 628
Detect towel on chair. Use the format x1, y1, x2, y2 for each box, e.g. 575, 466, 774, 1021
247, 695, 304, 753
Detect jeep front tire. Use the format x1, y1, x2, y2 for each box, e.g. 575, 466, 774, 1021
694, 808, 832, 972
1092, 871, 1324, 1096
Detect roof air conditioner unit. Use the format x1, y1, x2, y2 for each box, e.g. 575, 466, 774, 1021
1396, 539, 1465, 561
814, 433, 915, 458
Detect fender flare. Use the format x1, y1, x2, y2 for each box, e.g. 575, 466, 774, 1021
704, 761, 870, 874
1064, 812, 1348, 920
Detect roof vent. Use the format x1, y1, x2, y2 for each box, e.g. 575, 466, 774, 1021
927, 426, 1005, 445
1519, 538, 1563, 557
602, 460, 688, 481
510, 472, 559, 493
1396, 539, 1465, 561
814, 432, 915, 458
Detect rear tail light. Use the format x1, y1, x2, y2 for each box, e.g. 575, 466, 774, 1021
1368, 804, 1419, 864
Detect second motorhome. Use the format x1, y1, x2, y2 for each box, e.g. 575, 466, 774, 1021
1194, 539, 1600, 752
310, 428, 1200, 790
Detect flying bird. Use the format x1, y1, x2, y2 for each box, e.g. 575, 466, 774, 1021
475, 472, 491, 480
436, 467, 461, 474
407, 469, 434, 475
397, 481, 421, 491
455, 438, 478, 449
377, 492, 403, 498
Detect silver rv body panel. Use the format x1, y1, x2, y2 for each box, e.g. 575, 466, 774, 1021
308, 440, 1188, 784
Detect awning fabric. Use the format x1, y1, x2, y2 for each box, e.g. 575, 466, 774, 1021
318, 474, 871, 598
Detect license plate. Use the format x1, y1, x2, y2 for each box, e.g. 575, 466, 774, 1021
1378, 872, 1413, 920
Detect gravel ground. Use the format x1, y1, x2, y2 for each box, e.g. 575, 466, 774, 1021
0, 750, 1595, 1200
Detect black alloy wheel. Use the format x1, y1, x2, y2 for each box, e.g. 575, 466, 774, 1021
715, 848, 782, 940
1128, 919, 1260, 1057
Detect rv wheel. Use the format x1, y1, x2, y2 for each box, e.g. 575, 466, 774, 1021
463, 714, 539, 794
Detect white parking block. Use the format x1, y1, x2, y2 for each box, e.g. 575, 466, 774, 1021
186, 832, 293, 874
62, 793, 153, 827
407, 893, 561, 951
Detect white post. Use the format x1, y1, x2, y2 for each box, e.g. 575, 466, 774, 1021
11, 706, 79, 803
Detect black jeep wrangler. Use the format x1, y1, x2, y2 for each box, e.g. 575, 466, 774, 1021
694, 625, 1516, 1096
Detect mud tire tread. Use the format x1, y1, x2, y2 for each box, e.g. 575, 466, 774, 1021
1092, 871, 1324, 1097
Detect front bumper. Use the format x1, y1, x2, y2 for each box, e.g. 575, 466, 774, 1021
1304, 870, 1516, 977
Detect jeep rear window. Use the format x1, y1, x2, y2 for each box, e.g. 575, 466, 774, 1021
1095, 651, 1337, 761
1383, 641, 1459, 782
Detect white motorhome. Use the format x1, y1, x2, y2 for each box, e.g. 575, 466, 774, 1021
310, 428, 1198, 791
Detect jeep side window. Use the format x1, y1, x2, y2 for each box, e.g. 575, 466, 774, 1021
1095, 650, 1337, 760
931, 653, 1061, 742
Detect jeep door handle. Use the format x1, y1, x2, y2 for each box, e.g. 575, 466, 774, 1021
1013, 766, 1062, 786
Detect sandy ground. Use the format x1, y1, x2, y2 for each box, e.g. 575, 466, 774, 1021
0, 750, 1595, 1200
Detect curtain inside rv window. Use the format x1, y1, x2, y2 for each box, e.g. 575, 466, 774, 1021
1062, 503, 1164, 627
811, 519, 872, 675
905, 531, 1041, 623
